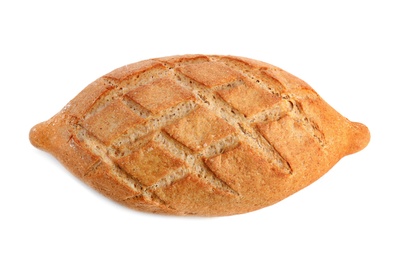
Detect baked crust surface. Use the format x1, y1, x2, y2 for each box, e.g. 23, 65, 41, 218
29, 55, 370, 216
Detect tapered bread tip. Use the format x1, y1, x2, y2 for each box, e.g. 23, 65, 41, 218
29, 122, 48, 150
347, 122, 370, 155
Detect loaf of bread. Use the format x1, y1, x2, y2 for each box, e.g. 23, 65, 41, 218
29, 55, 370, 216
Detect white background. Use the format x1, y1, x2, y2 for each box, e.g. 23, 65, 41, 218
1, 1, 398, 259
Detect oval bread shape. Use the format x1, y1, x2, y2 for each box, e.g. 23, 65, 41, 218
29, 55, 370, 216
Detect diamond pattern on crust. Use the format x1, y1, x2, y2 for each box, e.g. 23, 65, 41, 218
85, 162, 141, 199
62, 55, 334, 216
177, 61, 240, 88
154, 174, 237, 215
125, 77, 195, 114
256, 116, 325, 174
163, 106, 236, 152
82, 100, 144, 145
115, 140, 185, 187
204, 143, 286, 195
217, 81, 281, 117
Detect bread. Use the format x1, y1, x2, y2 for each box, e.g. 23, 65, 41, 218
29, 55, 370, 216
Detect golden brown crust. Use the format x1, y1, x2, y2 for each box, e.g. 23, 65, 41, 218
83, 100, 145, 145
115, 140, 185, 186
177, 61, 240, 88
205, 142, 289, 211
29, 55, 370, 216
256, 116, 327, 180
163, 106, 236, 152
125, 77, 195, 114
217, 80, 281, 117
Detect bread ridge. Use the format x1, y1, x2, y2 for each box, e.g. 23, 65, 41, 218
29, 54, 370, 216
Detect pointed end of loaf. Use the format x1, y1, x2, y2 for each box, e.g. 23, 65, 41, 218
30, 121, 51, 151
346, 122, 370, 155
30, 113, 70, 153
